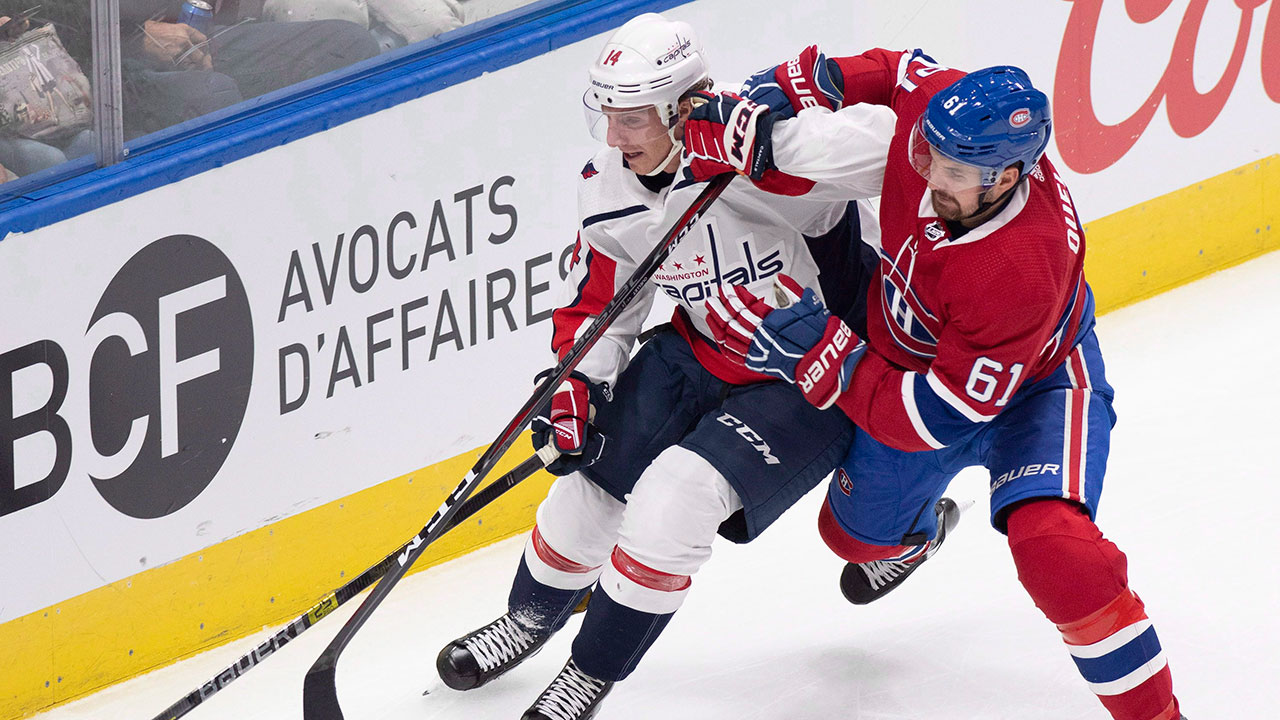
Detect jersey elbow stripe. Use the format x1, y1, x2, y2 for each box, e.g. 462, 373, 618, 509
925, 371, 997, 423
902, 372, 946, 450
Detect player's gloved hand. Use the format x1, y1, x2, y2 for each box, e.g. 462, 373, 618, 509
705, 275, 866, 410
531, 370, 608, 475
683, 91, 816, 195
683, 90, 779, 181
741, 45, 845, 118
704, 278, 781, 364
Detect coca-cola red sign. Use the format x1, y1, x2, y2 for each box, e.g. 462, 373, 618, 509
1055, 0, 1279, 173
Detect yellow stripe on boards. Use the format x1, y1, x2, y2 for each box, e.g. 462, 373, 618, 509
0, 435, 553, 719
1085, 155, 1278, 313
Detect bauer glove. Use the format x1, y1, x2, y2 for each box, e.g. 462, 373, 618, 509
741, 45, 845, 118
705, 275, 866, 410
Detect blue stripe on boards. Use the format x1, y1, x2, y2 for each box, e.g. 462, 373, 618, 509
0, 0, 696, 240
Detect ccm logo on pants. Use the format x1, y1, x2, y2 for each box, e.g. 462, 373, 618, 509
716, 413, 780, 466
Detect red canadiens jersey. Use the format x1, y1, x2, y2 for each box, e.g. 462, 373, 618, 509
781, 49, 1094, 452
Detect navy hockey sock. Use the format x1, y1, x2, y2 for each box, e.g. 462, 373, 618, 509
509, 556, 592, 632
570, 583, 674, 682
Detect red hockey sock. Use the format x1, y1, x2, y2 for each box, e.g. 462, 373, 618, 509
1007, 500, 1179, 720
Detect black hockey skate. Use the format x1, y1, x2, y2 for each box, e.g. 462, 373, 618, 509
521, 658, 614, 720
436, 613, 550, 690
839, 497, 963, 605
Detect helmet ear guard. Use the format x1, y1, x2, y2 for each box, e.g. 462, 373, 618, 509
917, 65, 1052, 186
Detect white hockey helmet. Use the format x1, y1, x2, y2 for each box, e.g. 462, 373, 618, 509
584, 13, 710, 140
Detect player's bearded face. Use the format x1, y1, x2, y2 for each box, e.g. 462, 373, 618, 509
600, 105, 673, 175
910, 127, 992, 220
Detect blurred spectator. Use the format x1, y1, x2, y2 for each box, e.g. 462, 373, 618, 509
262, 0, 462, 50
0, 0, 379, 142
0, 11, 94, 181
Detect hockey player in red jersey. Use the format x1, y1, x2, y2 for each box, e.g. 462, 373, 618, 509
432, 17, 894, 720
684, 48, 1185, 720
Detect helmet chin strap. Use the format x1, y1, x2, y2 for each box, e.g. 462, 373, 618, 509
642, 126, 683, 176
961, 179, 1020, 223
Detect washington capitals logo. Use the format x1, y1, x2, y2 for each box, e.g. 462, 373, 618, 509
653, 223, 783, 306
581, 161, 599, 179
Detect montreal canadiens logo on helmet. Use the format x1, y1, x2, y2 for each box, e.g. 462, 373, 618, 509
1009, 108, 1032, 128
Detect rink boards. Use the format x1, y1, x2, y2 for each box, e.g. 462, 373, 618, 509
0, 0, 1277, 717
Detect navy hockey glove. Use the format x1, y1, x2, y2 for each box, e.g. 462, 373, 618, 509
706, 275, 866, 410
741, 45, 845, 118
683, 91, 779, 181
532, 370, 608, 475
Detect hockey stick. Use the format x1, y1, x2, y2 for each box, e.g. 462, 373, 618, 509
148, 446, 558, 720
302, 173, 735, 720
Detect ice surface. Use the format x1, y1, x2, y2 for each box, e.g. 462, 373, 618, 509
34, 252, 1280, 719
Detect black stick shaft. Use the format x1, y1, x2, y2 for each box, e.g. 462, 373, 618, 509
301, 174, 733, 720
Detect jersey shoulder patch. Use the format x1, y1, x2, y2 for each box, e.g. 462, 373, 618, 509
581, 160, 600, 179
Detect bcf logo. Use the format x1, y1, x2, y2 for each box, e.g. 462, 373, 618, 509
1, 235, 253, 519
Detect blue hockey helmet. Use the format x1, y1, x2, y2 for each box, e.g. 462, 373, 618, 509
910, 65, 1051, 188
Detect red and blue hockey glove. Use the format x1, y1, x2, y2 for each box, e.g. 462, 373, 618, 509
705, 275, 866, 410
741, 45, 845, 118
683, 91, 778, 181
531, 370, 608, 475
703, 276, 793, 363
683, 91, 816, 195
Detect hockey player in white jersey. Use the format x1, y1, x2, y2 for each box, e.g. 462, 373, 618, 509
433, 13, 893, 720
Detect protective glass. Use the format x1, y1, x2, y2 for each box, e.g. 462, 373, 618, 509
582, 91, 669, 144
908, 120, 995, 194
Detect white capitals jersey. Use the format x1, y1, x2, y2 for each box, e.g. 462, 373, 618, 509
552, 106, 891, 388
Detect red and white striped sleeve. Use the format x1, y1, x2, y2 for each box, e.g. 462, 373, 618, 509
549, 230, 655, 389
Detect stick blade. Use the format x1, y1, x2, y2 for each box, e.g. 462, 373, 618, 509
302, 663, 344, 720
